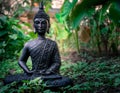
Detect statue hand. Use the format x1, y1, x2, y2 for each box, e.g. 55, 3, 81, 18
45, 70, 51, 75
27, 70, 35, 75
39, 70, 45, 74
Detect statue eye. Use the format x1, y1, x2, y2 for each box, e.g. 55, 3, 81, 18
42, 21, 47, 24
34, 21, 40, 24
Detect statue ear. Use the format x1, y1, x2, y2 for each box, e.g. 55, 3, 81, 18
46, 21, 50, 34
34, 28, 36, 34
33, 24, 36, 34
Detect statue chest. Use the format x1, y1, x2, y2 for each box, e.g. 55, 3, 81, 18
27, 39, 55, 69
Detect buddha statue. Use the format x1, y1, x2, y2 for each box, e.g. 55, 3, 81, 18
4, 2, 72, 87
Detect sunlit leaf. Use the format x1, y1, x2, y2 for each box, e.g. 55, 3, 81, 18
55, 13, 63, 23
9, 34, 17, 40
57, 29, 69, 40
60, 0, 78, 19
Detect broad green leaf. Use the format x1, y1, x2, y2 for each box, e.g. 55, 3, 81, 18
55, 13, 63, 23
0, 16, 7, 24
81, 0, 109, 7
60, 0, 78, 19
70, 2, 92, 29
9, 34, 17, 40
64, 0, 111, 29
0, 31, 8, 37
109, 2, 120, 26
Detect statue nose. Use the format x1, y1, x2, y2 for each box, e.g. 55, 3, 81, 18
38, 23, 42, 27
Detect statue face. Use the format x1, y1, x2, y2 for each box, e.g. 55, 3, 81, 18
34, 18, 48, 34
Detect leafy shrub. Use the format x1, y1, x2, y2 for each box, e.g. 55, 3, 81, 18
0, 59, 53, 93
1, 56, 120, 92
61, 57, 120, 93
58, 0, 120, 55
0, 15, 30, 60
0, 78, 47, 93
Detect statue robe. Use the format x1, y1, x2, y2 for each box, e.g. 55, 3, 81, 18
4, 38, 72, 87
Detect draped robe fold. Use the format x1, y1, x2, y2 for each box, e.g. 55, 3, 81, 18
4, 39, 72, 87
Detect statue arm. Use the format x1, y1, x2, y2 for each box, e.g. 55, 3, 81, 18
46, 42, 61, 74
18, 44, 33, 74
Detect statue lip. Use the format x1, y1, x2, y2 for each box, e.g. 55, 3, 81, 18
36, 28, 45, 30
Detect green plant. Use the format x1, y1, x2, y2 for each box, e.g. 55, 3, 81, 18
57, 0, 120, 55
47, 21, 71, 52
60, 57, 120, 92
0, 15, 30, 60
60, 0, 120, 29
1, 55, 120, 92
0, 78, 46, 93
0, 59, 45, 93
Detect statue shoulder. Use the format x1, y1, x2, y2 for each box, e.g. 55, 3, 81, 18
47, 38, 57, 45
24, 39, 37, 48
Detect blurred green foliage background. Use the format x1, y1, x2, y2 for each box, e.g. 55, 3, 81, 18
1, 0, 120, 92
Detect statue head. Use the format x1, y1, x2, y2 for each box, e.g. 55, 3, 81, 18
34, 2, 50, 35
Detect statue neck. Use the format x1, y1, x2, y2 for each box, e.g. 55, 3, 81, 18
38, 34, 46, 40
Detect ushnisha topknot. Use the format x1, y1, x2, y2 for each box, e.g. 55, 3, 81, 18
39, 1, 44, 11
34, 1, 50, 21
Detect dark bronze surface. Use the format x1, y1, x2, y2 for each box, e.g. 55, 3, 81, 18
4, 2, 72, 87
